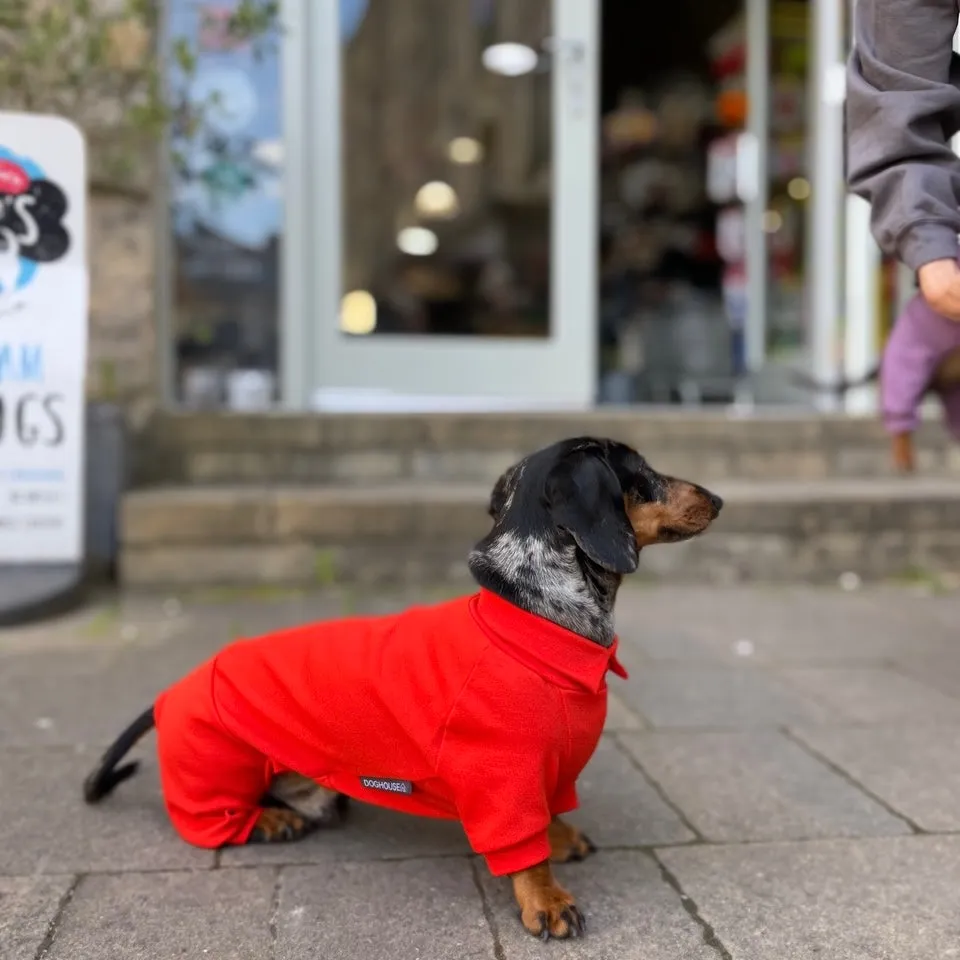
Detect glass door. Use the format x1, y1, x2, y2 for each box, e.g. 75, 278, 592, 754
298, 0, 598, 411
704, 0, 813, 406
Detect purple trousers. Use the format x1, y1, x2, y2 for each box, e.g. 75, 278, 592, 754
881, 293, 960, 439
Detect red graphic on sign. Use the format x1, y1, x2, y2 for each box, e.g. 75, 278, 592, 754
0, 159, 29, 195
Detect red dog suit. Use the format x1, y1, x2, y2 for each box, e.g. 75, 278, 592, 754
152, 589, 627, 876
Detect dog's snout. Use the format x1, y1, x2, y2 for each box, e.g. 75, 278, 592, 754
708, 492, 723, 516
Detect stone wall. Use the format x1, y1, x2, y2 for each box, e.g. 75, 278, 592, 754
87, 191, 157, 427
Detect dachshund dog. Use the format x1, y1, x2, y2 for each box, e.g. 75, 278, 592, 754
794, 291, 960, 473
82, 437, 722, 941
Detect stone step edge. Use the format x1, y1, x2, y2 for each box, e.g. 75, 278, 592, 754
124, 477, 960, 506
121, 478, 960, 549
141, 409, 953, 451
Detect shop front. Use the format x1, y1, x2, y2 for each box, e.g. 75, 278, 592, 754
159, 0, 881, 413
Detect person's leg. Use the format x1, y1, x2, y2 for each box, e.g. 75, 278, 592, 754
939, 386, 960, 442
880, 297, 943, 471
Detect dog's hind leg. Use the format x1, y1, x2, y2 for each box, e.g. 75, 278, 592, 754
265, 772, 348, 828
248, 806, 316, 843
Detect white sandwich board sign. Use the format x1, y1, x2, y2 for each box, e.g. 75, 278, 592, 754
0, 112, 88, 569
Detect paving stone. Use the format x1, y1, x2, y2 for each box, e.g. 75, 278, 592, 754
481, 851, 716, 959
4, 584, 960, 959
620, 730, 908, 842
0, 874, 75, 960
615, 585, 956, 664
793, 724, 960, 832
617, 626, 730, 664
45, 868, 274, 960
0, 601, 342, 748
0, 649, 120, 746
571, 737, 694, 847
894, 651, 960, 702
619, 665, 834, 728
603, 691, 645, 732
775, 666, 960, 724
276, 858, 490, 960
0, 640, 218, 747
0, 602, 129, 656
220, 800, 471, 867
0, 749, 212, 875
660, 836, 960, 960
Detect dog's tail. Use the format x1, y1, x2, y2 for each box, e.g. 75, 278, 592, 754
82, 706, 156, 804
790, 363, 881, 396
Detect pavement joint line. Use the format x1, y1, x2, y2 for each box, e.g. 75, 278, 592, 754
885, 658, 960, 704
608, 733, 705, 841
608, 691, 654, 728
32, 873, 82, 960
649, 850, 734, 960
268, 866, 282, 959
637, 655, 894, 668
10, 833, 960, 888
0, 852, 478, 880
780, 726, 925, 834
212, 849, 222, 870
608, 718, 960, 734
469, 857, 506, 960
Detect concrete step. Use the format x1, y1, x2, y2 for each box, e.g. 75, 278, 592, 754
134, 411, 960, 485
120, 478, 960, 588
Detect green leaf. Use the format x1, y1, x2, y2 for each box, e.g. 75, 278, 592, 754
2, 0, 278, 192
172, 36, 196, 75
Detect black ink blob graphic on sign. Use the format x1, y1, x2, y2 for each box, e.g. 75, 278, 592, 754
0, 153, 71, 296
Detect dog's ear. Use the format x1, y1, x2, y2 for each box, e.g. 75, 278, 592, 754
545, 449, 639, 574
488, 462, 520, 519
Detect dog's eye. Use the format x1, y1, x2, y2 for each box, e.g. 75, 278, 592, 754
628, 474, 653, 502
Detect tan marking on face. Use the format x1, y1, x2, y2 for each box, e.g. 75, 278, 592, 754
624, 479, 718, 547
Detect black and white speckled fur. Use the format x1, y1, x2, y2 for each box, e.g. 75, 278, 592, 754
468, 437, 723, 647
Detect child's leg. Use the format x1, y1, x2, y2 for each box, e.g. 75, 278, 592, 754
880, 304, 941, 439
939, 387, 960, 442
880, 296, 945, 471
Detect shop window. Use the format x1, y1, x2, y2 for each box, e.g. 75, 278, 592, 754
339, 0, 553, 339
163, 1, 283, 409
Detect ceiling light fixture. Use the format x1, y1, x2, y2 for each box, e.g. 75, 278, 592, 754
448, 137, 484, 165
481, 42, 538, 77
396, 227, 439, 256
339, 289, 377, 335
414, 181, 460, 218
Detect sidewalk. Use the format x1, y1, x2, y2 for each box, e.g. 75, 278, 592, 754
2, 583, 960, 959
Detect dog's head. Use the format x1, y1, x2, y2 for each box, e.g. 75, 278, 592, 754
484, 436, 722, 573
470, 437, 722, 642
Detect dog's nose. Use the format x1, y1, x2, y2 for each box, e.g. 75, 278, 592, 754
708, 493, 723, 516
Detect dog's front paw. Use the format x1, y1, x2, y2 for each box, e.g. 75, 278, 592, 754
548, 817, 596, 863
512, 863, 586, 941
519, 887, 585, 941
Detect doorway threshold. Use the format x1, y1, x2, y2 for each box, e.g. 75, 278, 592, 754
310, 388, 585, 414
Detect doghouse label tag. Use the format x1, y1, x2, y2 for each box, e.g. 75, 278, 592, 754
360, 776, 413, 795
